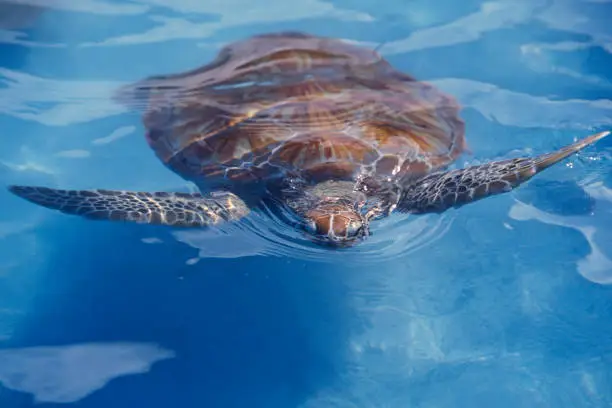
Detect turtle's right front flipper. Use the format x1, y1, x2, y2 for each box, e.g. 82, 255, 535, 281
395, 130, 610, 214
7, 186, 249, 228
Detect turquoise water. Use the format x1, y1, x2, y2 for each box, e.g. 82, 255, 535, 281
1, 1, 612, 407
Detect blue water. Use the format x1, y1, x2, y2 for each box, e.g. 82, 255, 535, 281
1, 1, 612, 407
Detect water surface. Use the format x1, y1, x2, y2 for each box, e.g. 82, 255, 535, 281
1, 0, 612, 407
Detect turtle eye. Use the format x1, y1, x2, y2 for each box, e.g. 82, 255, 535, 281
305, 219, 317, 234
346, 220, 363, 237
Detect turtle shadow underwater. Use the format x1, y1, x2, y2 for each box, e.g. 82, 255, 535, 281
4, 219, 360, 408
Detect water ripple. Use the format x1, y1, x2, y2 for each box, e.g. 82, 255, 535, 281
169, 199, 455, 264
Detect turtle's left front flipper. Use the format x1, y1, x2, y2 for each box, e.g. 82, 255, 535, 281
7, 186, 249, 227
396, 130, 610, 214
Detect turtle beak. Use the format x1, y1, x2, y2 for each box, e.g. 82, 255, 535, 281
303, 203, 367, 247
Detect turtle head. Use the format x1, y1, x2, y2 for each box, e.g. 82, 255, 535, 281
281, 180, 376, 247
302, 200, 368, 247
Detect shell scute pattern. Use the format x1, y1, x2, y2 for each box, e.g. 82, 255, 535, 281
117, 31, 466, 189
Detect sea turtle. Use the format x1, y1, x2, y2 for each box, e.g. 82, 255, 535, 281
8, 32, 610, 247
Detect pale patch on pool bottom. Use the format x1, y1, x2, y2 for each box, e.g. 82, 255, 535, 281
79, 0, 372, 47
366, 0, 546, 55
54, 149, 91, 159
0, 342, 175, 404
4, 0, 147, 16
92, 125, 136, 146
171, 226, 279, 261
141, 237, 163, 244
299, 350, 610, 408
1, 146, 58, 179
508, 182, 612, 285
430, 78, 612, 130
0, 68, 127, 126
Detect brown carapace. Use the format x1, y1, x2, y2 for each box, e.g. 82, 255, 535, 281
8, 31, 610, 247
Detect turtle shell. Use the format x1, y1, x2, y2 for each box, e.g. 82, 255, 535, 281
117, 31, 466, 191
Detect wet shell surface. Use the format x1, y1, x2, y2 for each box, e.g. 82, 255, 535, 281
117, 31, 466, 190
